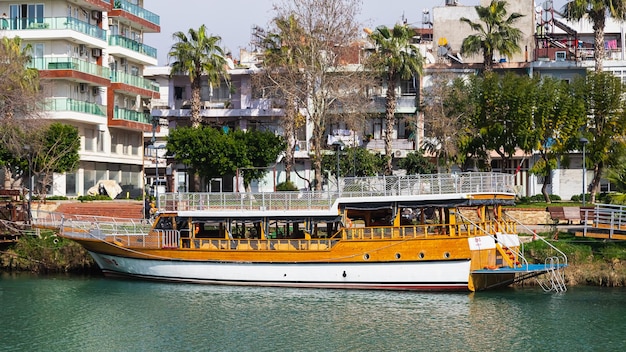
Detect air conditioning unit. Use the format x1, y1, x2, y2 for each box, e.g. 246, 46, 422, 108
108, 18, 114, 27
91, 48, 102, 57
79, 83, 88, 93
555, 51, 566, 61
92, 87, 100, 96
91, 10, 101, 21
79, 44, 87, 56
394, 150, 410, 158
120, 57, 127, 66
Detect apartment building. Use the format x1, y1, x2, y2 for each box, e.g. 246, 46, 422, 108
0, 0, 160, 197
144, 28, 435, 193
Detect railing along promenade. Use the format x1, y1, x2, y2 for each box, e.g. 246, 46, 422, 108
159, 172, 515, 212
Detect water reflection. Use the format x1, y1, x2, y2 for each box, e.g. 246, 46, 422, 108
1, 274, 625, 351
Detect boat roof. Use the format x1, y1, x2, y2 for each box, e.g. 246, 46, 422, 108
158, 172, 516, 219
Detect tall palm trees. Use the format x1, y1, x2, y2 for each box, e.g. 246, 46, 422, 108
168, 25, 229, 128
368, 24, 424, 175
460, 0, 524, 72
562, 0, 626, 72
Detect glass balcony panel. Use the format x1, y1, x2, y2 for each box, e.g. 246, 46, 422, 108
110, 70, 159, 92
114, 107, 151, 123
29, 57, 110, 79
113, 0, 160, 25
45, 98, 106, 116
109, 35, 157, 58
3, 17, 106, 41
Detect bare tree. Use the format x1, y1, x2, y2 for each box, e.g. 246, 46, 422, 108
422, 73, 474, 172
256, 0, 370, 190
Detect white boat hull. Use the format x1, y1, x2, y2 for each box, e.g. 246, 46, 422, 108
89, 251, 472, 291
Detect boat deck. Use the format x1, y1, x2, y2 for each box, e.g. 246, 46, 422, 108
157, 173, 516, 213
472, 263, 567, 274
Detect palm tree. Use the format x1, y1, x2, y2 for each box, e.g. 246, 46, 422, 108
0, 37, 39, 120
254, 15, 307, 183
368, 24, 424, 175
562, 0, 626, 72
168, 25, 229, 128
460, 0, 524, 72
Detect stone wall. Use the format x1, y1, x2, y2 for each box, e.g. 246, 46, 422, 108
458, 208, 552, 225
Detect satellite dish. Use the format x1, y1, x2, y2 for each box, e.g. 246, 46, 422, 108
542, 0, 553, 11
437, 45, 449, 57
535, 5, 542, 14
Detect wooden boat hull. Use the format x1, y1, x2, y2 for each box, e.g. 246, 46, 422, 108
45, 173, 568, 292
88, 250, 472, 291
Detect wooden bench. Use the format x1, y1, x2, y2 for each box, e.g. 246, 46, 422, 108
547, 206, 581, 224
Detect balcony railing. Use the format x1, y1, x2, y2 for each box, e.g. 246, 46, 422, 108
113, 0, 160, 26
2, 17, 106, 41
45, 98, 106, 116
114, 107, 151, 124
109, 35, 157, 58
30, 57, 110, 80
110, 70, 159, 92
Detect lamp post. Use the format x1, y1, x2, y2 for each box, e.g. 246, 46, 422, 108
150, 145, 166, 209
580, 137, 588, 205
23, 145, 32, 224
332, 141, 344, 194
150, 115, 166, 210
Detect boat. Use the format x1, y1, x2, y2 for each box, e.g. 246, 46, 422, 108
42, 172, 567, 292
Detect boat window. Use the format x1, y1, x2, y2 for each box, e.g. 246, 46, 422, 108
188, 220, 224, 238
176, 217, 189, 231
154, 216, 173, 230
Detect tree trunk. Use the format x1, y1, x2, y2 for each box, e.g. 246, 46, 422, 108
593, 13, 605, 72
542, 158, 552, 203
590, 162, 603, 204
384, 75, 397, 175
312, 117, 324, 191
282, 105, 297, 183
191, 78, 202, 128
483, 48, 493, 72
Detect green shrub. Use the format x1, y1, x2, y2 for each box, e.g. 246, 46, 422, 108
46, 195, 69, 201
571, 192, 608, 203
520, 194, 562, 203
77, 194, 112, 202
276, 181, 299, 191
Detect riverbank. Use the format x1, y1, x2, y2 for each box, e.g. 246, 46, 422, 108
2, 231, 626, 287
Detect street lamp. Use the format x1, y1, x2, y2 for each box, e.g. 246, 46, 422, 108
580, 137, 588, 205
150, 144, 166, 209
332, 141, 344, 194
23, 145, 32, 224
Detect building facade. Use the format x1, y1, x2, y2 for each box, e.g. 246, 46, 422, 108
0, 0, 160, 198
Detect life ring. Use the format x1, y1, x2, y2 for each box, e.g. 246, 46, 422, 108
484, 265, 498, 270
345, 218, 353, 228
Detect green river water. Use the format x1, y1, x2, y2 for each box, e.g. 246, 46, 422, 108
1, 273, 624, 351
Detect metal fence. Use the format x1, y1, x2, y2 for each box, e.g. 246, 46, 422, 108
159, 172, 515, 212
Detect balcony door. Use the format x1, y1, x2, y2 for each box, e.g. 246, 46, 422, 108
10, 3, 44, 30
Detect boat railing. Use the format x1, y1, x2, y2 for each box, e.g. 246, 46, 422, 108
455, 211, 534, 268
158, 172, 515, 212
502, 212, 568, 267
172, 234, 339, 251
38, 212, 152, 241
